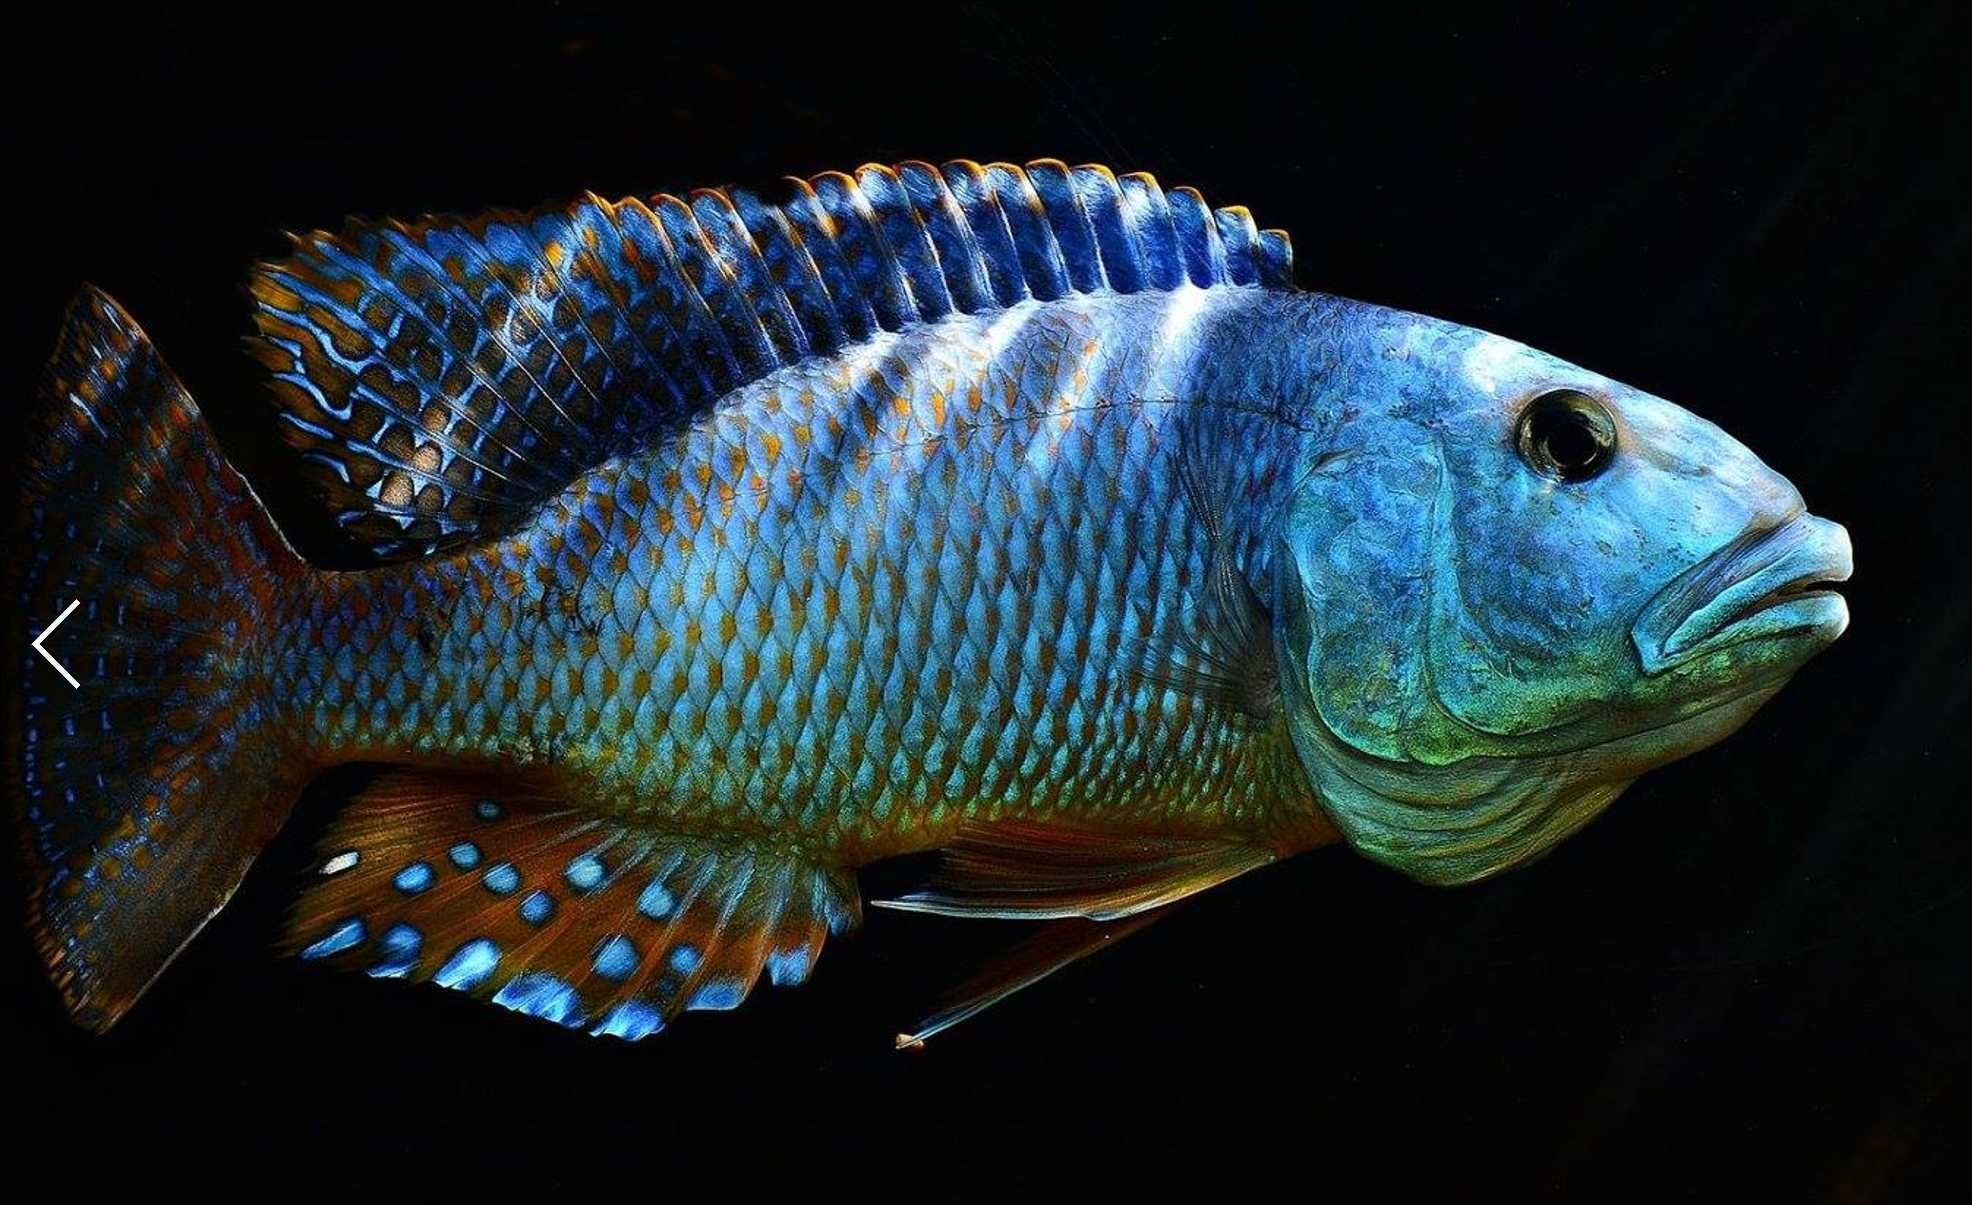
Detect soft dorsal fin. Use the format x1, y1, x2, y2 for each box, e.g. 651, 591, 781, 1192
247, 159, 1296, 560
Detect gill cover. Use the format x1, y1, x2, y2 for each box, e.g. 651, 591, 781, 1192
1269, 434, 1635, 885
1273, 437, 1466, 766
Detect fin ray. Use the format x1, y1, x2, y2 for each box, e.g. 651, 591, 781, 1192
13, 287, 309, 1031
1137, 407, 1280, 718
896, 910, 1173, 1049
249, 160, 1295, 561
286, 770, 859, 1039
872, 820, 1274, 921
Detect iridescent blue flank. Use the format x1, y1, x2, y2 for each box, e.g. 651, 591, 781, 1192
369, 923, 423, 979
564, 854, 605, 893
448, 841, 481, 870
301, 918, 365, 960
592, 1000, 665, 1041
635, 879, 673, 920
492, 973, 586, 1026
765, 948, 811, 987
482, 862, 520, 895
668, 945, 701, 974
474, 799, 502, 821
592, 935, 638, 982
393, 861, 434, 894
519, 890, 554, 925
434, 939, 500, 990
688, 979, 745, 1011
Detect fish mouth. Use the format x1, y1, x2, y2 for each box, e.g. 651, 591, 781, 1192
1633, 514, 1853, 675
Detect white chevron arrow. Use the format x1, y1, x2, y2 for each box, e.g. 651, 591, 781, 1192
32, 599, 80, 689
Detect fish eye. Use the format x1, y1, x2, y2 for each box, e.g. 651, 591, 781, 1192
1515, 389, 1617, 483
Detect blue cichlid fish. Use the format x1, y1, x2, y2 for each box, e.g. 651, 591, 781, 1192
10, 159, 1850, 1043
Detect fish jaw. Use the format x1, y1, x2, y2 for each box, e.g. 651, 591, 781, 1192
1632, 514, 1853, 675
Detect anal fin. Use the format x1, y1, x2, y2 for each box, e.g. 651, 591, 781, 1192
286, 770, 860, 1039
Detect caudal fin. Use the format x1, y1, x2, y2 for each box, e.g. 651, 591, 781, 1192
9, 287, 309, 1031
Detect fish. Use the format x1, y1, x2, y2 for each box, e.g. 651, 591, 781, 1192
9, 158, 1852, 1044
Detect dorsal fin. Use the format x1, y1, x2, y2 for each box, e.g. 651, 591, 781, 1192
247, 159, 1296, 561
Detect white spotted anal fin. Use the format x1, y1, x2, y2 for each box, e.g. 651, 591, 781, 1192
245, 159, 1296, 562
870, 820, 1275, 921
285, 769, 859, 1040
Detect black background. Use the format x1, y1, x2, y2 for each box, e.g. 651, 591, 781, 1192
4, 3, 1968, 1201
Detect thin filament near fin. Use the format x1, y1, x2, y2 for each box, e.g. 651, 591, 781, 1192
895, 909, 1174, 1050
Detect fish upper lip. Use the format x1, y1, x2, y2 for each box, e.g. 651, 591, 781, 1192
1633, 514, 1853, 675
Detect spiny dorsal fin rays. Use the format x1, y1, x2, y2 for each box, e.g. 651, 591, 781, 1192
247, 159, 1296, 562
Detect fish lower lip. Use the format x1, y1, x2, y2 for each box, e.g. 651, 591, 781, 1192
1634, 515, 1853, 674
1715, 579, 1844, 628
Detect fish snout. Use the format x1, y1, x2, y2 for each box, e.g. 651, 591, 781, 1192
1633, 514, 1852, 675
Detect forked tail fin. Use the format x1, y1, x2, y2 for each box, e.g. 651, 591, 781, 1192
9, 287, 310, 1030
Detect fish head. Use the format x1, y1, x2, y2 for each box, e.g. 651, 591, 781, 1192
1271, 306, 1850, 883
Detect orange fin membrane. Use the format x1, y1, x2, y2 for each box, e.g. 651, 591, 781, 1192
871, 820, 1273, 921
286, 770, 859, 1039
895, 909, 1174, 1049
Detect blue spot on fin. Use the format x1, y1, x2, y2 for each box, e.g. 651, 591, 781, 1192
434, 939, 500, 990
369, 923, 423, 979
301, 918, 366, 961
283, 770, 865, 1037
493, 973, 586, 1027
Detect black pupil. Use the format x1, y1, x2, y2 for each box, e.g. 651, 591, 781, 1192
1519, 391, 1614, 481
1538, 407, 1601, 468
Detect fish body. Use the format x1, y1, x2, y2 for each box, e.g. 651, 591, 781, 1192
11, 160, 1850, 1040
269, 288, 1325, 861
